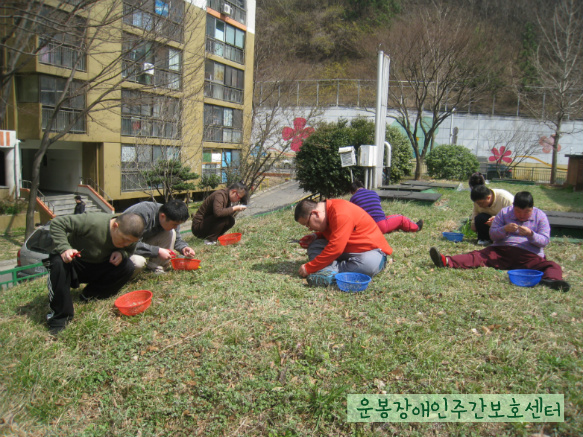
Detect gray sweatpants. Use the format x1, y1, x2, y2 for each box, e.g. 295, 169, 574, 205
307, 238, 387, 277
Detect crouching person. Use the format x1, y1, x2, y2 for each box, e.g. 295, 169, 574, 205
46, 213, 145, 335
294, 199, 393, 287
124, 199, 195, 275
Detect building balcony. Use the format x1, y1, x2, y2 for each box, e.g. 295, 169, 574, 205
204, 81, 243, 104
206, 38, 244, 65
121, 116, 180, 139
42, 107, 86, 133
39, 42, 86, 71
203, 126, 242, 144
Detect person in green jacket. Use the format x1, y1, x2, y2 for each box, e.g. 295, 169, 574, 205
46, 212, 145, 335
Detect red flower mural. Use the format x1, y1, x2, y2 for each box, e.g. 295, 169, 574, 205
282, 117, 315, 152
489, 146, 512, 164
539, 135, 561, 154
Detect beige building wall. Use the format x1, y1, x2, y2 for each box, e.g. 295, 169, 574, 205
3, 0, 255, 206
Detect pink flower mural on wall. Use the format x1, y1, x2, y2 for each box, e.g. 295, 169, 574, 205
539, 135, 561, 154
489, 146, 512, 163
282, 117, 315, 152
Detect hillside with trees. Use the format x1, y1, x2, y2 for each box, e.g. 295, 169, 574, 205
255, 0, 560, 84
254, 0, 583, 183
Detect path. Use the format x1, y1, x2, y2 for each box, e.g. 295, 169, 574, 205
238, 180, 311, 218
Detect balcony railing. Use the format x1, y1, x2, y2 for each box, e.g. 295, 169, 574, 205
42, 107, 86, 133
203, 126, 242, 143
206, 37, 244, 65
204, 81, 243, 104
121, 170, 149, 192
121, 116, 180, 139
39, 41, 86, 71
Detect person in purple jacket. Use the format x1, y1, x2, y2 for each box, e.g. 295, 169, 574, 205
429, 191, 570, 292
349, 181, 422, 234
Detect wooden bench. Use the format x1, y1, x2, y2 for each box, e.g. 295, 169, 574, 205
376, 190, 442, 203
543, 211, 583, 229
400, 181, 460, 189
378, 185, 429, 192
543, 210, 583, 239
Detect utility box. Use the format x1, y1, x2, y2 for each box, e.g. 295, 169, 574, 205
359, 145, 377, 167
338, 147, 356, 167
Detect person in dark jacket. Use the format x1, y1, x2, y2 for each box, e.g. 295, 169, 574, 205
73, 195, 85, 214
191, 182, 248, 245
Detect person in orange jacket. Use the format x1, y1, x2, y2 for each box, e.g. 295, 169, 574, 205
294, 198, 392, 287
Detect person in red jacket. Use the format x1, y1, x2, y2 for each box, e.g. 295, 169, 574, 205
294, 198, 393, 286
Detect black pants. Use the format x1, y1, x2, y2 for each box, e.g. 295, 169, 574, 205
46, 254, 135, 329
475, 212, 493, 241
191, 215, 235, 242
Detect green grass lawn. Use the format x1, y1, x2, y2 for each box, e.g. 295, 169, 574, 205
0, 183, 582, 436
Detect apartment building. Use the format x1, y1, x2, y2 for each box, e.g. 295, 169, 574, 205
0, 0, 255, 208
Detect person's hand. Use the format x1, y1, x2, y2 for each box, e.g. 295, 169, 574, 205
299, 233, 317, 249
298, 264, 308, 277
504, 223, 519, 233
158, 248, 176, 260
110, 251, 123, 266
182, 247, 196, 257
516, 225, 533, 237
485, 217, 495, 226
234, 205, 247, 212
61, 249, 81, 263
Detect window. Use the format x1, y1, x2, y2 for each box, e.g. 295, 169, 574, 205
202, 147, 241, 182
203, 104, 243, 143
123, 0, 184, 42
121, 143, 180, 191
121, 90, 181, 139
122, 34, 182, 89
206, 16, 245, 64
204, 60, 244, 103
17, 75, 87, 133
38, 8, 87, 71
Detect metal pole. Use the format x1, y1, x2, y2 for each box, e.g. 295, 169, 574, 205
297, 82, 299, 107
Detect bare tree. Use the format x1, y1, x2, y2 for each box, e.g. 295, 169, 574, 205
226, 7, 323, 197
1, 0, 205, 236
485, 123, 540, 178
516, 0, 583, 184
385, 2, 506, 179
0, 1, 92, 125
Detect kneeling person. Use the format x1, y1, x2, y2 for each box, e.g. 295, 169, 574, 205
124, 199, 195, 275
47, 213, 145, 335
294, 199, 393, 286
